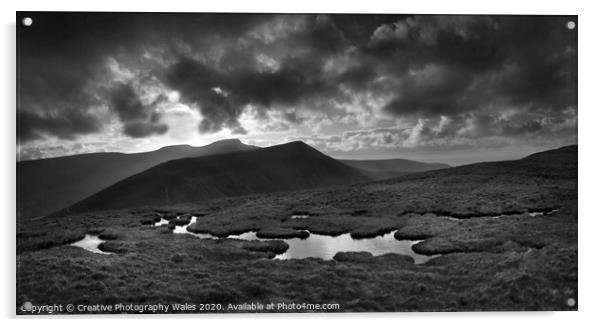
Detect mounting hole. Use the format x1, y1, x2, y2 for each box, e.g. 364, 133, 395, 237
567, 298, 576, 307
566, 20, 575, 30
22, 17, 33, 26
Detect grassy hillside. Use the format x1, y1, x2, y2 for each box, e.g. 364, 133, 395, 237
17, 139, 258, 219
340, 158, 450, 179
62, 141, 371, 213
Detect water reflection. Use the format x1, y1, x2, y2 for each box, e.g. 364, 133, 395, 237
290, 215, 309, 219
438, 209, 559, 221
441, 216, 462, 221
154, 218, 169, 226
173, 216, 216, 239
229, 231, 259, 240
157, 216, 434, 263
528, 209, 559, 217
70, 234, 111, 255
231, 231, 432, 264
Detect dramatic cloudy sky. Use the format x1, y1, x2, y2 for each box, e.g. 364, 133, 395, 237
17, 13, 577, 165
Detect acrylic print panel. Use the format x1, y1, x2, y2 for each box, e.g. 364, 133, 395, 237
16, 12, 577, 314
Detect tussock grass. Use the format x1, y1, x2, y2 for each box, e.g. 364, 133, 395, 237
256, 228, 309, 239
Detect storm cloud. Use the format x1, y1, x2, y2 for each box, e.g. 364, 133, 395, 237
17, 110, 102, 143
163, 56, 338, 133
17, 12, 577, 161
109, 83, 168, 137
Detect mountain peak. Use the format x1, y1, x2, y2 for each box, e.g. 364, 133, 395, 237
267, 140, 322, 155
211, 138, 244, 145
158, 144, 192, 151
288, 140, 309, 146
157, 139, 248, 152
280, 140, 313, 149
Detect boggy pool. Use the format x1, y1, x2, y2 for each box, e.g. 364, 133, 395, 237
70, 234, 112, 255
161, 216, 435, 264
439, 209, 560, 221
232, 231, 433, 263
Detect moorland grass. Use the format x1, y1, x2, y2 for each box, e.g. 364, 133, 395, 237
16, 146, 578, 312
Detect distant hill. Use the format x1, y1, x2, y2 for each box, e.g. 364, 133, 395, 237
521, 144, 578, 165
296, 144, 577, 220
340, 159, 450, 180
61, 141, 371, 213
17, 139, 258, 219
378, 145, 578, 192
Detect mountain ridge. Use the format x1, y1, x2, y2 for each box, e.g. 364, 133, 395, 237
60, 141, 371, 214
18, 138, 252, 163
17, 139, 259, 219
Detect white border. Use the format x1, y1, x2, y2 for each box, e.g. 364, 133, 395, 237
2, 1, 600, 326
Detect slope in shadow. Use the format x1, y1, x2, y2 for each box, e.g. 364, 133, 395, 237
17, 139, 258, 219
62, 141, 371, 213
340, 159, 450, 180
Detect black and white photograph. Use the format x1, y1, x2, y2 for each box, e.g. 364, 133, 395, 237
15, 11, 578, 314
